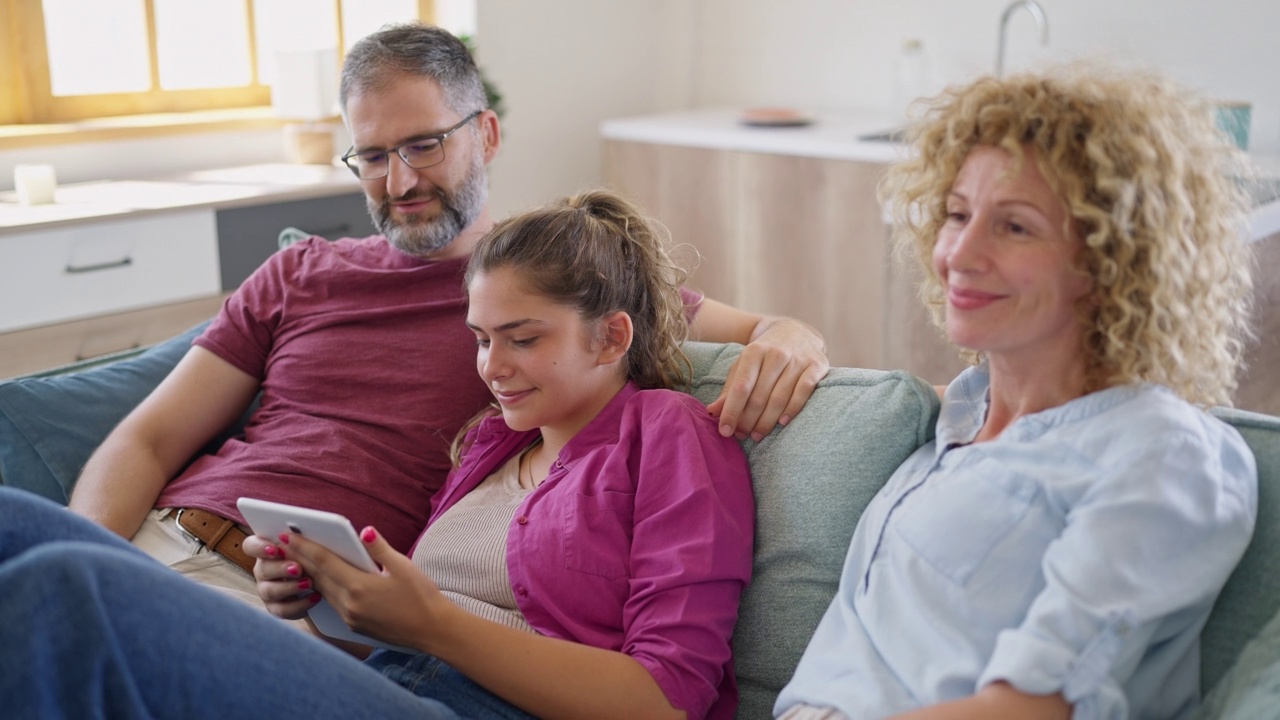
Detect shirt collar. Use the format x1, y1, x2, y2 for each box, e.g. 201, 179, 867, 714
556, 381, 641, 467
936, 363, 1157, 450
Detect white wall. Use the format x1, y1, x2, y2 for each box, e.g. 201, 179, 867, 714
687, 0, 1280, 151
475, 0, 678, 218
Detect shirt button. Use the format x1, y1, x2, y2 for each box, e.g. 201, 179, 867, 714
554, 460, 563, 469
516, 515, 528, 525
516, 585, 528, 596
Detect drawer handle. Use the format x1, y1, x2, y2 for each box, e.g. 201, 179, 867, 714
76, 342, 141, 362
65, 257, 134, 274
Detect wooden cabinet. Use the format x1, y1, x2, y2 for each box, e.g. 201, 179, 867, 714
602, 141, 738, 304
732, 151, 889, 371
0, 294, 229, 378
0, 210, 221, 334
604, 138, 965, 380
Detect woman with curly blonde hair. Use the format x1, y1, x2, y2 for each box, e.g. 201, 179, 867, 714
776, 64, 1258, 719
889, 62, 1254, 406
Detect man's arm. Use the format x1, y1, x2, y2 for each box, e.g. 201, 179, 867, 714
687, 298, 829, 441
68, 346, 261, 539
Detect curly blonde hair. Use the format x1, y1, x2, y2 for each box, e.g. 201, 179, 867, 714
882, 62, 1254, 406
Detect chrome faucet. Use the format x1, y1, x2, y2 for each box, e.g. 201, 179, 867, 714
996, 0, 1049, 78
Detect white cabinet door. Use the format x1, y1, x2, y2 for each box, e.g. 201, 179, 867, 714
0, 210, 221, 333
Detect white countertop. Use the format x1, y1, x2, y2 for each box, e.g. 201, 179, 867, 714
0, 163, 362, 234
601, 107, 907, 164
601, 108, 1280, 242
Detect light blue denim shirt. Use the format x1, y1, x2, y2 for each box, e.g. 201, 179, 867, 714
776, 364, 1257, 720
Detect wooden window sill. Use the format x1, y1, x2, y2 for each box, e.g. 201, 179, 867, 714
0, 107, 339, 150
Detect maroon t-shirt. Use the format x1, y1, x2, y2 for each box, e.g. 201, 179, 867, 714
157, 236, 491, 552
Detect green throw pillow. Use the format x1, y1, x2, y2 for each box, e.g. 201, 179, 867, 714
682, 342, 940, 718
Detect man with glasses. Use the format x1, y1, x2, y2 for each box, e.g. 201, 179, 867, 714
68, 23, 829, 608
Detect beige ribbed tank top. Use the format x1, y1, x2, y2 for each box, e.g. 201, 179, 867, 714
411, 449, 537, 634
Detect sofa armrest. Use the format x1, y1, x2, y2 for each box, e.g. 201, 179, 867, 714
0, 321, 219, 503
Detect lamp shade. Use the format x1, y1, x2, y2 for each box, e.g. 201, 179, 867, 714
272, 47, 338, 121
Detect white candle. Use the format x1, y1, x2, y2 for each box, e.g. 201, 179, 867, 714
14, 164, 57, 205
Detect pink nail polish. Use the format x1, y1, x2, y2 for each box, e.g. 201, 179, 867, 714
263, 545, 278, 558
297, 579, 311, 590
361, 527, 377, 543
310, 594, 322, 605
277, 533, 290, 545
286, 563, 301, 577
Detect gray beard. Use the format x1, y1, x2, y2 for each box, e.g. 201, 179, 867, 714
369, 148, 488, 258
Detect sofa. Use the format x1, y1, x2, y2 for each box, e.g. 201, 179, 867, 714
1, 327, 1277, 718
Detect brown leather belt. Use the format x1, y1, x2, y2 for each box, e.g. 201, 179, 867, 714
175, 508, 256, 576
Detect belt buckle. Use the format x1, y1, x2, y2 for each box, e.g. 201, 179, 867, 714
171, 508, 198, 543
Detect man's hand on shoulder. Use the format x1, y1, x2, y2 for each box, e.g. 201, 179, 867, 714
706, 316, 828, 441
687, 298, 829, 441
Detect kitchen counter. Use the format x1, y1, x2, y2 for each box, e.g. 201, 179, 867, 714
601, 108, 906, 164
602, 109, 1280, 242
0, 163, 361, 233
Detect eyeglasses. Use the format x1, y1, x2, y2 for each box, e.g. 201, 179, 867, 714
340, 110, 482, 180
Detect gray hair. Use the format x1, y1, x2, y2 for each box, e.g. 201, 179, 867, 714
339, 23, 487, 117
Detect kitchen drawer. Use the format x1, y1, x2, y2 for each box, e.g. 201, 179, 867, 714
0, 210, 220, 333
216, 191, 375, 290
0, 293, 227, 379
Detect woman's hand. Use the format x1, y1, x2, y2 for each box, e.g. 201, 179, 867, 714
243, 533, 315, 621
281, 526, 445, 651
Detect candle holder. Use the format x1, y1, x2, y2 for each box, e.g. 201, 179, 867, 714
13, 164, 58, 205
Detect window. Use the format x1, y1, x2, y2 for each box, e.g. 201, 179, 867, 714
0, 0, 438, 126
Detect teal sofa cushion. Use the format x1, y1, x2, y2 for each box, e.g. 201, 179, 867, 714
682, 342, 941, 719
1196, 605, 1280, 719
0, 324, 206, 502
0, 322, 255, 503
1201, 407, 1280, 697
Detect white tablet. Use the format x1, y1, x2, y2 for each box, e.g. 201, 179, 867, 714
236, 497, 416, 653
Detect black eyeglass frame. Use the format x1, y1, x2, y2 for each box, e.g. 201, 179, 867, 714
340, 110, 483, 180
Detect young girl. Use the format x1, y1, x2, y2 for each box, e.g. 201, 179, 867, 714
0, 190, 754, 720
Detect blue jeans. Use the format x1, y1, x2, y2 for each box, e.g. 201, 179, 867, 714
0, 488, 528, 720
368, 651, 538, 720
